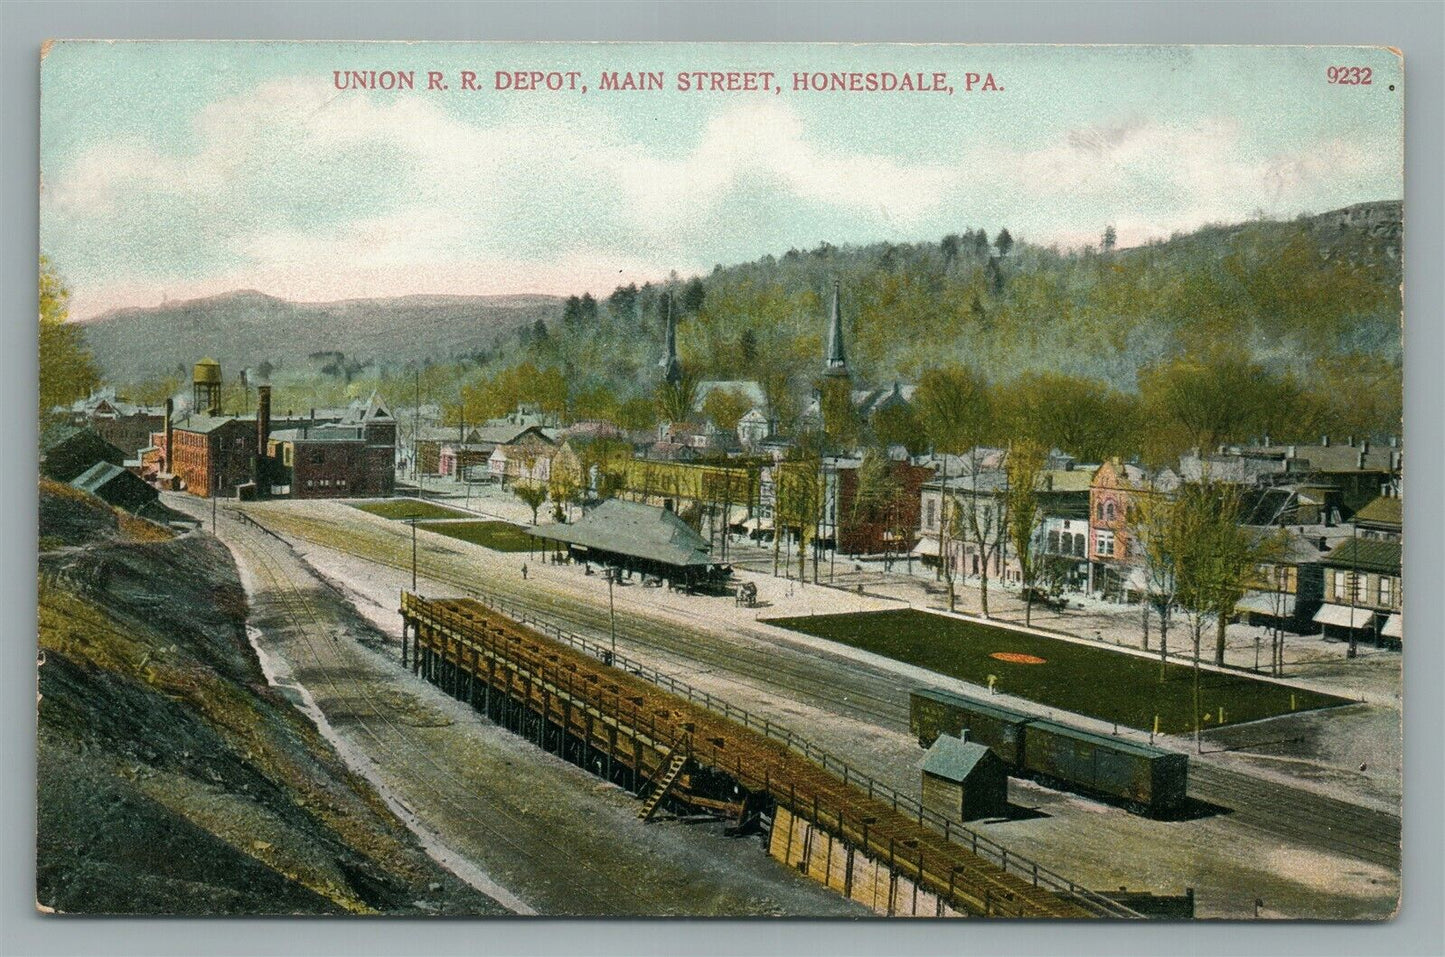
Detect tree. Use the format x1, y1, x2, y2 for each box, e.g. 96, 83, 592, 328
1005, 440, 1048, 625
994, 228, 1014, 258
700, 387, 751, 434
915, 365, 993, 600
816, 376, 860, 450
871, 400, 926, 456
561, 296, 583, 327
914, 365, 993, 455
655, 366, 701, 424
548, 446, 584, 522
512, 479, 548, 526
957, 451, 1008, 617
1129, 479, 1182, 677
681, 277, 706, 314
1151, 479, 1287, 745
1101, 225, 1117, 252
738, 327, 759, 367
39, 255, 100, 420
940, 233, 961, 268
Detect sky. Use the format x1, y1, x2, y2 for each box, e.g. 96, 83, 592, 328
40, 42, 1403, 319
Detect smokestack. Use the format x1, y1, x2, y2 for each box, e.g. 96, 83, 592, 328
256, 385, 272, 457
163, 397, 174, 473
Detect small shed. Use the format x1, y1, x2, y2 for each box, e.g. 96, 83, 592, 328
70, 461, 160, 514
921, 733, 1008, 822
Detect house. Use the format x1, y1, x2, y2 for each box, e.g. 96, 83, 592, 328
1235, 529, 1341, 633
1352, 494, 1403, 541
736, 408, 772, 450
488, 438, 554, 486
62, 388, 167, 459
833, 457, 933, 556
415, 425, 480, 475
1088, 459, 1181, 599
916, 468, 1011, 581
41, 424, 126, 483
1032, 466, 1098, 592
70, 461, 160, 513
920, 733, 1008, 823
1315, 537, 1402, 647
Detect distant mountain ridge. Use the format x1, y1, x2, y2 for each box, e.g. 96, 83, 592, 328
81, 290, 562, 384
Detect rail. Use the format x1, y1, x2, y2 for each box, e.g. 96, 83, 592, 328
404, 586, 1142, 919
232, 507, 1138, 919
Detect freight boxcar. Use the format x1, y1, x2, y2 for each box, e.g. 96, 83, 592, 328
1021, 719, 1188, 814
908, 687, 1189, 817
910, 687, 1032, 767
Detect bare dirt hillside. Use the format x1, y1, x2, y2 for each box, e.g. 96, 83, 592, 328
35, 480, 505, 915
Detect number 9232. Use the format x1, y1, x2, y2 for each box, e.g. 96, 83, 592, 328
1327, 66, 1373, 85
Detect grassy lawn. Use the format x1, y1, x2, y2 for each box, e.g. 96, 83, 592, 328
416, 520, 535, 552
352, 499, 471, 521
767, 609, 1351, 734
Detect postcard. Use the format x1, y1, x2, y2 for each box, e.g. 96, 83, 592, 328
37, 41, 1402, 919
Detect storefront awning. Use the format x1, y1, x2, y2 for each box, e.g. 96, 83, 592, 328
911, 536, 942, 558
1312, 603, 1376, 629
1381, 614, 1403, 640
1236, 592, 1297, 616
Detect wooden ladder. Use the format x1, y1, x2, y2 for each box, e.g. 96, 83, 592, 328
638, 750, 688, 822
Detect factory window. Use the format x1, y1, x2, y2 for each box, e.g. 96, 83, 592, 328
306, 480, 314, 488
309, 450, 324, 465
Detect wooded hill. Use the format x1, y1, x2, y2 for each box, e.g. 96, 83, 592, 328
482, 200, 1401, 444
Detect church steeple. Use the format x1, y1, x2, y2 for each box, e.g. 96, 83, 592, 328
824, 280, 848, 377
658, 292, 682, 386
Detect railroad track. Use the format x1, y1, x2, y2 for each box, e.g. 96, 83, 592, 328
221, 508, 661, 915
242, 503, 1402, 873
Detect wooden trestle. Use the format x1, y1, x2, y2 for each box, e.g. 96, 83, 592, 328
399, 592, 1095, 919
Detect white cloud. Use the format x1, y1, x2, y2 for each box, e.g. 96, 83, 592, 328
45, 77, 1398, 317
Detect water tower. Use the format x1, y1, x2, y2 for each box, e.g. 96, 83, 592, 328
193, 358, 222, 415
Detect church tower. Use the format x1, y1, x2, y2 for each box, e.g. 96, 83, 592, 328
824, 280, 849, 378
658, 292, 682, 386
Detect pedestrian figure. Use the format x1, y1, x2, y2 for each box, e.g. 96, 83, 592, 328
521, 563, 528, 580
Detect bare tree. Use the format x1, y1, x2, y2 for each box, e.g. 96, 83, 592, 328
1005, 440, 1048, 625
957, 450, 1008, 618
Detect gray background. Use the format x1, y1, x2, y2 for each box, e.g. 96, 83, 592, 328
2, 2, 1440, 955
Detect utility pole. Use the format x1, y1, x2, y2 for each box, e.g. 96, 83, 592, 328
412, 369, 420, 481
607, 567, 617, 666
410, 517, 418, 592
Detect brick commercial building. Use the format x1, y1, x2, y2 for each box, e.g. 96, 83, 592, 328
264, 392, 396, 498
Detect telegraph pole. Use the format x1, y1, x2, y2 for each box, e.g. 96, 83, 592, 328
410, 517, 418, 591
607, 567, 617, 665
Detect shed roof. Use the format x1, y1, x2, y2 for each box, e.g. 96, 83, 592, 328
921, 735, 998, 782
1353, 496, 1402, 529
529, 499, 715, 568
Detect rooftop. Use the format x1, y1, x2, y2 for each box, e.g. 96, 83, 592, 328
529, 499, 716, 568
1322, 537, 1402, 575
921, 735, 998, 782
1353, 495, 1403, 528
